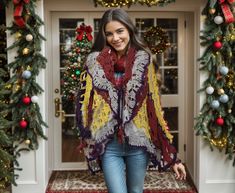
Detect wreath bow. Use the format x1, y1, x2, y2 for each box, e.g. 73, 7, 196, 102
218, 0, 235, 23
76, 25, 93, 41
13, 0, 30, 27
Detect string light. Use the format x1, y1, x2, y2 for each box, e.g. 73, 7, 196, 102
93, 0, 175, 7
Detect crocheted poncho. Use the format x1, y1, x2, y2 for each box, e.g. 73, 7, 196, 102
76, 47, 178, 172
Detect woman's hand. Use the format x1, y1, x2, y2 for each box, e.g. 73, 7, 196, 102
172, 163, 186, 180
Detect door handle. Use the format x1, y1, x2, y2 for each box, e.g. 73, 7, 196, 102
54, 97, 65, 122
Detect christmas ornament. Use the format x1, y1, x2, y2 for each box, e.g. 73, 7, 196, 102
31, 95, 39, 103
219, 66, 229, 75
217, 88, 225, 95
22, 96, 31, 105
19, 119, 28, 128
228, 109, 232, 113
214, 15, 224, 24
206, 86, 214, 94
209, 8, 216, 14
216, 117, 224, 126
25, 139, 31, 144
26, 34, 33, 41
22, 48, 30, 55
15, 32, 22, 39
219, 94, 229, 103
211, 100, 220, 109
22, 70, 32, 79
213, 41, 222, 49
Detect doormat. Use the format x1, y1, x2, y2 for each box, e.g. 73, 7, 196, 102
46, 170, 197, 193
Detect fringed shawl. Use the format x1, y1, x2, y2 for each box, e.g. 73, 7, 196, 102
76, 47, 178, 172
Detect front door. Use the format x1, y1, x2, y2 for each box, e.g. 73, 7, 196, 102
51, 11, 186, 170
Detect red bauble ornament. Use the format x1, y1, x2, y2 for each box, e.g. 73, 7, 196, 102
22, 96, 31, 105
19, 119, 28, 128
213, 41, 222, 49
216, 117, 224, 126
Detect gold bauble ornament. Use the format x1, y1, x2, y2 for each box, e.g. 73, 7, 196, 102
25, 139, 31, 144
15, 32, 22, 39
228, 109, 232, 113
209, 8, 216, 14
23, 48, 30, 55
217, 88, 225, 95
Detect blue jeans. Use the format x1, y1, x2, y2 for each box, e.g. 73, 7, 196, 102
101, 138, 149, 193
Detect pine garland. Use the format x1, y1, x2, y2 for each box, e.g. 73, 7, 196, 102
0, 0, 47, 187
195, 0, 235, 165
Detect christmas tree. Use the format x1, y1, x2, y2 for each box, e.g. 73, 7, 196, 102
195, 0, 235, 164
61, 23, 93, 102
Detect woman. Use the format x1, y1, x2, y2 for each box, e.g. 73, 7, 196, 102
77, 8, 186, 193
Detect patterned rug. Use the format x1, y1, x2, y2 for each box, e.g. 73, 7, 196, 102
46, 170, 197, 193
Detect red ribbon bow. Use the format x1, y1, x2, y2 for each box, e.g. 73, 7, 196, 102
13, 0, 30, 28
219, 0, 235, 23
76, 24, 93, 41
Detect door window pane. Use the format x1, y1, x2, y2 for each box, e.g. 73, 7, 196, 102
60, 19, 84, 67
59, 18, 84, 163
62, 117, 85, 162
159, 68, 178, 94
163, 107, 178, 131
94, 19, 101, 39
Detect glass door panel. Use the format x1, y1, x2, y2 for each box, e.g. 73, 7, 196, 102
52, 12, 90, 169
59, 18, 85, 163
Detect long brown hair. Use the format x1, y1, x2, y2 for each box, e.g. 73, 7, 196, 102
92, 8, 149, 53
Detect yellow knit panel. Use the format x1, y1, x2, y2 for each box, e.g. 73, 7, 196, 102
148, 63, 173, 143
91, 90, 111, 134
133, 98, 151, 139
81, 72, 92, 128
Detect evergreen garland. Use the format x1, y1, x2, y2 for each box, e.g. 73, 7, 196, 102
0, 0, 47, 187
195, 0, 235, 164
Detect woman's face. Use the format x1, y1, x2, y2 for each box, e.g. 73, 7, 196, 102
104, 20, 130, 57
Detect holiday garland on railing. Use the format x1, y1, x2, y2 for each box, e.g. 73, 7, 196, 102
0, 0, 47, 188
195, 0, 235, 164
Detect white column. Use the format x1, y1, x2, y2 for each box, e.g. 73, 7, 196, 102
6, 1, 49, 193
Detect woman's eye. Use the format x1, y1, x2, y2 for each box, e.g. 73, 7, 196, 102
105, 32, 112, 37
117, 29, 124, 34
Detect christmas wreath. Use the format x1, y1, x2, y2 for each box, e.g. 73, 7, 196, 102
144, 26, 170, 54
